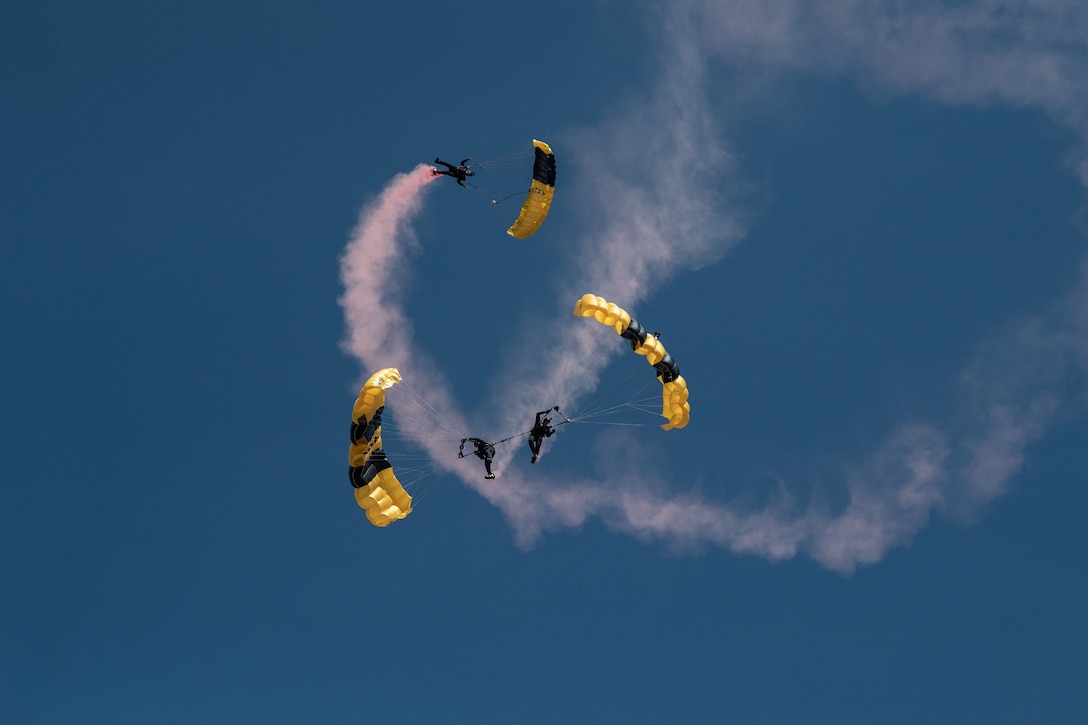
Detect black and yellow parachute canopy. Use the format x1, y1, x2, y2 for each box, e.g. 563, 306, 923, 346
506, 139, 556, 239
573, 294, 690, 430
348, 368, 413, 526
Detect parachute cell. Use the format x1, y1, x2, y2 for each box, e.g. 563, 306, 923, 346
506, 139, 556, 239
348, 368, 413, 526
573, 294, 691, 430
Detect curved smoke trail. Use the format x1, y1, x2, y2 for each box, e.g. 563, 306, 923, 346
340, 2, 1088, 574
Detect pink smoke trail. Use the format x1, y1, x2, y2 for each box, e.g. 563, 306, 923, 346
339, 164, 437, 369
337, 164, 476, 483
336, 166, 580, 511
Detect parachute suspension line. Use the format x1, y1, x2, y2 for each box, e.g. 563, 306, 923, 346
391, 379, 466, 441
386, 380, 544, 464
463, 180, 515, 209
471, 147, 535, 170
487, 412, 573, 449
562, 363, 665, 427
566, 381, 645, 423
569, 396, 661, 424
566, 419, 658, 428
489, 188, 529, 206
375, 383, 470, 497
394, 465, 457, 509
549, 344, 612, 415
491, 430, 530, 446
369, 401, 463, 508
551, 349, 648, 424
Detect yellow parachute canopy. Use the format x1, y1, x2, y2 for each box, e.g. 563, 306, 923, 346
348, 368, 413, 526
506, 139, 556, 239
573, 294, 690, 430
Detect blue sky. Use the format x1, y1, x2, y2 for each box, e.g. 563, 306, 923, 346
3, 1, 1087, 722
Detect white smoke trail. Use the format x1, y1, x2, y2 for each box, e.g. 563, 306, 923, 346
476, 1, 1088, 571
340, 2, 1088, 573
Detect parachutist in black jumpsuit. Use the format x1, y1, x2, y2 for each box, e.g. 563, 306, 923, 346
433, 157, 475, 187
460, 437, 496, 479
527, 407, 558, 464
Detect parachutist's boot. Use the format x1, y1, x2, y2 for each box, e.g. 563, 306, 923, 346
531, 455, 538, 464
485, 473, 496, 479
